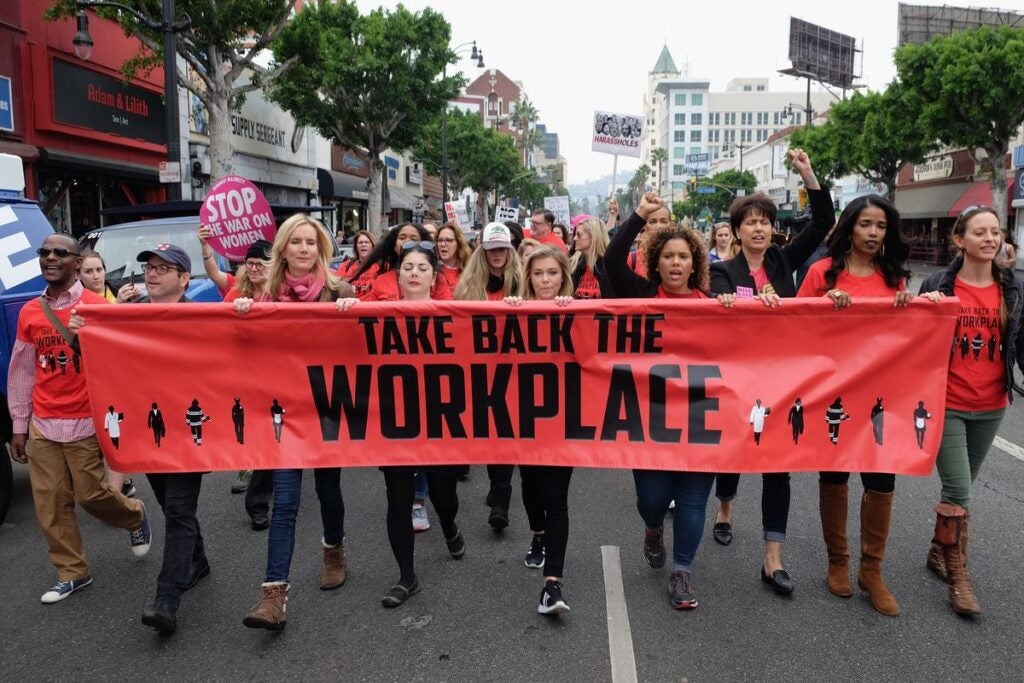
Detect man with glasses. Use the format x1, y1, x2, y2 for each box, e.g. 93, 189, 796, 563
530, 209, 568, 253
8, 234, 151, 604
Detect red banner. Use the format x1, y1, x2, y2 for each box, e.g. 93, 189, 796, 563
75, 299, 959, 475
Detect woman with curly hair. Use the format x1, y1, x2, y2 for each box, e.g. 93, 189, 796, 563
605, 192, 719, 610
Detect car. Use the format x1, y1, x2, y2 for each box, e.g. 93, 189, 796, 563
79, 216, 229, 301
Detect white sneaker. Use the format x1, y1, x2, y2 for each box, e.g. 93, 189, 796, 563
411, 504, 430, 532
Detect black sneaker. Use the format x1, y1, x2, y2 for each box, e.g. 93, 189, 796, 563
524, 535, 545, 568
669, 570, 698, 610
121, 478, 137, 498
488, 506, 509, 531
445, 529, 466, 559
381, 578, 420, 608
537, 580, 570, 615
644, 526, 666, 568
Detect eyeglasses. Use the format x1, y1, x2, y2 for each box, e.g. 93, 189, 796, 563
401, 240, 436, 252
530, 220, 546, 227
142, 263, 184, 275
37, 247, 79, 258
436, 237, 456, 244
244, 261, 267, 271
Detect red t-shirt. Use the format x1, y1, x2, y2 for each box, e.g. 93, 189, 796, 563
218, 273, 237, 296
337, 261, 379, 300
574, 264, 602, 300
486, 288, 505, 302
656, 287, 707, 299
16, 289, 108, 419
796, 258, 904, 298
535, 231, 568, 252
366, 269, 453, 301
438, 265, 461, 291
946, 279, 1007, 411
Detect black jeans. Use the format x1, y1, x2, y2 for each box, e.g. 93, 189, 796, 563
487, 464, 515, 509
383, 467, 460, 584
520, 465, 573, 577
245, 469, 274, 520
146, 472, 205, 609
819, 471, 895, 493
715, 472, 790, 542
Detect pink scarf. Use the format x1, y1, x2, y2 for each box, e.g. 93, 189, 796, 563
275, 270, 325, 302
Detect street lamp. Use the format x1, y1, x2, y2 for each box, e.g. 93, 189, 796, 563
72, 0, 191, 201
781, 102, 814, 128
722, 141, 749, 172
442, 40, 484, 204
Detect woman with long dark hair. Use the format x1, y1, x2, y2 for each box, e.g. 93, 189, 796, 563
796, 194, 912, 616
354, 223, 452, 300
919, 205, 1024, 616
337, 229, 377, 298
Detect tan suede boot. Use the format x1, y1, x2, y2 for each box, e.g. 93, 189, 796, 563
242, 582, 289, 631
819, 481, 852, 597
320, 542, 347, 590
926, 541, 947, 581
856, 491, 900, 616
933, 503, 981, 616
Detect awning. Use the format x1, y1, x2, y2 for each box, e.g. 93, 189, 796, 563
317, 168, 369, 201
948, 180, 993, 218
38, 148, 159, 182
0, 140, 40, 161
101, 200, 335, 220
894, 182, 969, 219
387, 184, 421, 211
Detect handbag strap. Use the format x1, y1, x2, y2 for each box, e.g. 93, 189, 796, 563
39, 295, 76, 345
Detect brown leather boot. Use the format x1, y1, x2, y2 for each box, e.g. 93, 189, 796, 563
242, 582, 289, 631
928, 511, 968, 582
856, 491, 900, 616
819, 481, 852, 597
320, 542, 347, 590
933, 502, 981, 615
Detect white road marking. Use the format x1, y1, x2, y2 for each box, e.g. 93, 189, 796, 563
993, 436, 1024, 462
601, 545, 638, 683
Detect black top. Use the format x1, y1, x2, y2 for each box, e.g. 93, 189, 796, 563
605, 212, 659, 298
709, 188, 835, 298
570, 255, 614, 299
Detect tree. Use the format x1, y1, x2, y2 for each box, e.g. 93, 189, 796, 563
896, 26, 1024, 227
510, 98, 541, 166
48, 0, 298, 181
651, 147, 669, 191
270, 1, 462, 233
628, 165, 652, 206
788, 86, 933, 199
699, 169, 757, 217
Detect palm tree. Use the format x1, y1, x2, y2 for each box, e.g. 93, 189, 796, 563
651, 147, 669, 195
628, 164, 652, 205
511, 98, 541, 165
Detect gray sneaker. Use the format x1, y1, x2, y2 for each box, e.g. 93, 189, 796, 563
669, 570, 698, 610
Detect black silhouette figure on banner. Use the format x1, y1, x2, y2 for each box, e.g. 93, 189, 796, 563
232, 398, 245, 445
870, 397, 885, 446
270, 399, 286, 443
959, 335, 969, 359
913, 400, 932, 449
104, 405, 123, 449
825, 397, 851, 446
147, 402, 166, 448
186, 399, 212, 446
988, 334, 997, 362
787, 398, 804, 445
749, 399, 771, 445
972, 332, 983, 360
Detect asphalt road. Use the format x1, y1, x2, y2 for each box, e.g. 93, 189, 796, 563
2, 263, 1023, 681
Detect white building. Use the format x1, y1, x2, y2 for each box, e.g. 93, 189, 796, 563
640, 46, 835, 196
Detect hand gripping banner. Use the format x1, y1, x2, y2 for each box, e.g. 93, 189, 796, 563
75, 298, 959, 474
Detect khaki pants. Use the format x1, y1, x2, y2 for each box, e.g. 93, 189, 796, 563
28, 424, 144, 580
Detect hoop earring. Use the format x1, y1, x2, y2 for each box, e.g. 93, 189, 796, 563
845, 243, 853, 255
880, 243, 886, 257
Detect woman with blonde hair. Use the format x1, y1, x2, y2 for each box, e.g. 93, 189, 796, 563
569, 217, 612, 299
435, 222, 472, 291
518, 237, 541, 261
708, 222, 739, 262
453, 223, 523, 302
235, 213, 351, 632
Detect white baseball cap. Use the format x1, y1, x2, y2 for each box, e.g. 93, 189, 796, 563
481, 222, 513, 250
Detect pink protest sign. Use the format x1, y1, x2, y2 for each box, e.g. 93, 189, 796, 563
199, 176, 276, 260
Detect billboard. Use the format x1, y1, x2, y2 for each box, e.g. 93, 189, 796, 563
783, 18, 857, 90
898, 3, 1024, 46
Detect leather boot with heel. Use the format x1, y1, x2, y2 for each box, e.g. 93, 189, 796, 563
819, 481, 852, 597
856, 490, 900, 616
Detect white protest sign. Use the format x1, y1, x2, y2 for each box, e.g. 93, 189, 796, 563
544, 196, 571, 229
444, 201, 470, 229
495, 205, 519, 223
591, 111, 643, 159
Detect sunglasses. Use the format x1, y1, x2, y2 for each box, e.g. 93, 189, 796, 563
957, 204, 994, 221
401, 240, 436, 252
37, 247, 80, 258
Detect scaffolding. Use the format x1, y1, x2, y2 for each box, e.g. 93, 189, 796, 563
898, 3, 1024, 46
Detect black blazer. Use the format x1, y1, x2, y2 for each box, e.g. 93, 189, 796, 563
709, 188, 835, 298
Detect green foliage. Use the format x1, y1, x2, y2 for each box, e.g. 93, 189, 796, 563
788, 86, 932, 198
896, 25, 1024, 177
269, 1, 463, 157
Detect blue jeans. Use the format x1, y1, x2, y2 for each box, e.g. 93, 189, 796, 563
633, 469, 715, 571
265, 468, 344, 583
413, 468, 429, 500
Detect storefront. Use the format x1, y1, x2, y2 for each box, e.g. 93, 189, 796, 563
318, 145, 370, 238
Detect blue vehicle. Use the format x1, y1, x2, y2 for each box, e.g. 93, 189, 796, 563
0, 153, 57, 523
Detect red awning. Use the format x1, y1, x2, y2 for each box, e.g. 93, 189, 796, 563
947, 180, 992, 218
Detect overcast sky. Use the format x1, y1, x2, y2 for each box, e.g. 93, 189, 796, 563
374, 0, 1024, 185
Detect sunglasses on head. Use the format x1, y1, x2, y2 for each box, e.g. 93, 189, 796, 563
957, 204, 994, 221
37, 247, 79, 258
401, 240, 436, 253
